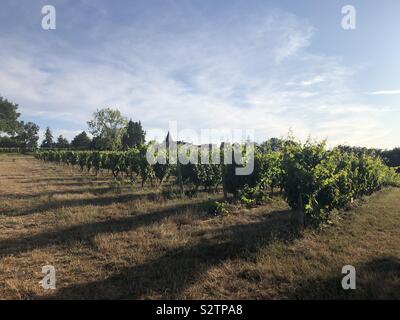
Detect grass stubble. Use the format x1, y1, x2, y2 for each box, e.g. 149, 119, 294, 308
0, 154, 399, 299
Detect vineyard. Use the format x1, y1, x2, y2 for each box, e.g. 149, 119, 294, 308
2, 145, 399, 299
34, 138, 400, 226
0, 147, 36, 154
2, 0, 400, 302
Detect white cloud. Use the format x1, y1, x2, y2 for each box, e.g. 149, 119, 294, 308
368, 90, 400, 95
0, 5, 397, 149
300, 75, 326, 86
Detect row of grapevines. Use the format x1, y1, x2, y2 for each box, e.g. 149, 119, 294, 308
35, 138, 399, 225
282, 139, 400, 224
0, 147, 36, 153
35, 147, 156, 186
35, 146, 225, 190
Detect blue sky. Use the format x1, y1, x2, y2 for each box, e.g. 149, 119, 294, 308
0, 0, 399, 148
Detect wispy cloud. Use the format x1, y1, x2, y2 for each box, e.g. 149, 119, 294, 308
0, 2, 397, 148
367, 90, 400, 95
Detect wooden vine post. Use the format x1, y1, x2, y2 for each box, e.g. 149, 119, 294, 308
297, 191, 305, 230
220, 142, 228, 200
222, 164, 228, 200
177, 160, 184, 196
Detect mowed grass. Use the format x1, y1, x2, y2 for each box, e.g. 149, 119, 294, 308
0, 154, 399, 299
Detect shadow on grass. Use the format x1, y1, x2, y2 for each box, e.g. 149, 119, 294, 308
37, 182, 111, 188
20, 176, 111, 184
49, 208, 297, 299
284, 256, 400, 299
0, 191, 164, 217
0, 199, 216, 258
0, 175, 27, 180
0, 187, 113, 200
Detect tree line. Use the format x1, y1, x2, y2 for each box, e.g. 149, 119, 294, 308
1, 95, 400, 169
0, 96, 145, 151
0, 97, 39, 150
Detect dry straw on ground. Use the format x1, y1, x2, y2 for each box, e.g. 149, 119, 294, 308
0, 154, 399, 299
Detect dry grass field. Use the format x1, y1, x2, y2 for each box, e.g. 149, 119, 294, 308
0, 153, 399, 299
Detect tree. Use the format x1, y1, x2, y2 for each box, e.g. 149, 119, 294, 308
381, 148, 400, 168
56, 135, 70, 149
122, 119, 146, 149
41, 127, 54, 148
87, 108, 127, 150
17, 121, 40, 149
0, 136, 17, 147
259, 138, 284, 152
0, 97, 21, 136
89, 136, 103, 150
71, 131, 91, 149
